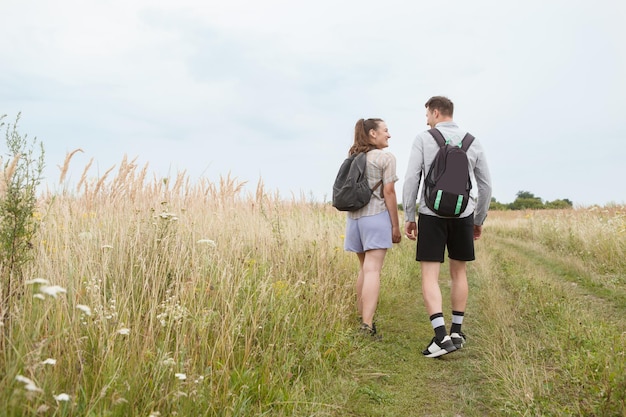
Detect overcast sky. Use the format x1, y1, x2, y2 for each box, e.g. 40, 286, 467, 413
1, 0, 624, 206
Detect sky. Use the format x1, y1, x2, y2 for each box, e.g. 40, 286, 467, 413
1, 0, 625, 207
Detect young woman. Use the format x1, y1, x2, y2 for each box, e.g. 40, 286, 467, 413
343, 118, 401, 338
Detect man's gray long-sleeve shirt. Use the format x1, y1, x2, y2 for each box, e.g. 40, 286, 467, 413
402, 121, 492, 225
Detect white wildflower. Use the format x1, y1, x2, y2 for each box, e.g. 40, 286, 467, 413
53, 393, 71, 402
39, 285, 67, 298
162, 358, 176, 367
15, 375, 43, 392
174, 373, 187, 380
117, 328, 130, 335
42, 358, 57, 366
25, 278, 50, 285
76, 304, 92, 316
149, 412, 161, 417
101, 244, 114, 249
196, 239, 217, 247
33, 294, 45, 300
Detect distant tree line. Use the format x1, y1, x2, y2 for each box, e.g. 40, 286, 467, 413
490, 191, 573, 210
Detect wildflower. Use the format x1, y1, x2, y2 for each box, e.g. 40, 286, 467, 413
117, 328, 130, 335
39, 285, 67, 298
76, 304, 92, 316
158, 212, 177, 220
25, 278, 50, 285
273, 280, 287, 296
162, 358, 176, 366
33, 294, 45, 300
174, 373, 187, 380
42, 358, 57, 366
196, 239, 217, 247
15, 375, 43, 392
53, 393, 70, 402
149, 412, 161, 417
101, 245, 114, 250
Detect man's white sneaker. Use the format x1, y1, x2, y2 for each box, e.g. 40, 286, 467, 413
422, 335, 457, 358
450, 332, 466, 350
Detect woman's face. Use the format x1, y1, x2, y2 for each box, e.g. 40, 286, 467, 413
370, 121, 391, 149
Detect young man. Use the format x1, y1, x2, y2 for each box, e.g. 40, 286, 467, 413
402, 96, 492, 358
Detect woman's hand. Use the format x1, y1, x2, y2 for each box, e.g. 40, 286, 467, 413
392, 225, 402, 243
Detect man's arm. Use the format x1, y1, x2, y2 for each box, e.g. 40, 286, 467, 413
473, 144, 492, 226
402, 135, 424, 223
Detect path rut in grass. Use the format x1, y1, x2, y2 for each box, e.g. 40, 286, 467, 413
333, 244, 488, 417
332, 233, 625, 416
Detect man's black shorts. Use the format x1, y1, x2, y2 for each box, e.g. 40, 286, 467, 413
416, 213, 475, 263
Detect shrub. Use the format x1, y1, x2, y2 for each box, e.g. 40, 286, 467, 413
0, 113, 45, 316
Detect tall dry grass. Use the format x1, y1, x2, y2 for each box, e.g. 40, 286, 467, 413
1, 156, 356, 416
488, 208, 626, 275
472, 209, 626, 415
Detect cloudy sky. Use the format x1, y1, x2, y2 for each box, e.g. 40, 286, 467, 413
1, 0, 624, 206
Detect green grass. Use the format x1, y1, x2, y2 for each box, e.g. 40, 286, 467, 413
1, 182, 625, 417
324, 210, 626, 416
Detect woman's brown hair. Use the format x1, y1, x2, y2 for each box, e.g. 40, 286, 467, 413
349, 118, 383, 156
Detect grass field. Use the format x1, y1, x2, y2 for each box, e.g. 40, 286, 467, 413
1, 165, 625, 416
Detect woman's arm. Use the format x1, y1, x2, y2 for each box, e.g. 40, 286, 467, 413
383, 182, 401, 243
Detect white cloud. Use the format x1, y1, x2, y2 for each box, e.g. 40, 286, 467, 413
1, 0, 625, 206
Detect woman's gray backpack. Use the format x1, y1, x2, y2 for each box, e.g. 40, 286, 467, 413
332, 153, 382, 211
423, 128, 475, 217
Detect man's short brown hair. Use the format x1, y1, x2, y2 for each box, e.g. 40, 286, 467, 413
425, 96, 454, 117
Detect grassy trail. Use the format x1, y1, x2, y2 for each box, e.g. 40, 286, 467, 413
332, 231, 626, 416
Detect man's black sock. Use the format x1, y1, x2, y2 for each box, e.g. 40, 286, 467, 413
430, 313, 447, 340
450, 311, 464, 334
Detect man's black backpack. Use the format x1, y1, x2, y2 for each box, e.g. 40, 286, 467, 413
332, 152, 382, 211
423, 128, 475, 217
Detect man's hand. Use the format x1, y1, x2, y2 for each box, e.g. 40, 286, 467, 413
405, 221, 417, 241
473, 225, 482, 240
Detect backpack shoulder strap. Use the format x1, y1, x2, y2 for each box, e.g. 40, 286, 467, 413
460, 133, 475, 151
360, 152, 383, 193
427, 128, 446, 147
